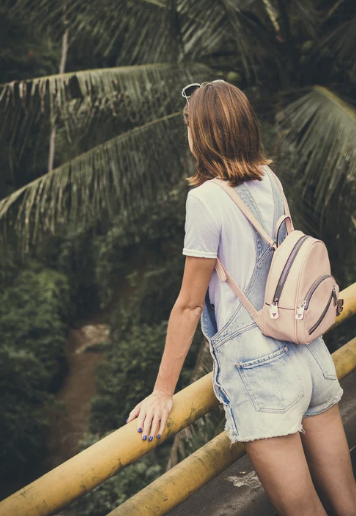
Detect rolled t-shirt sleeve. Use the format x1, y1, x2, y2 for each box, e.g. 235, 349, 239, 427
182, 191, 220, 258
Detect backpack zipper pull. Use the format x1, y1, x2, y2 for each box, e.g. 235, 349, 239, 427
295, 300, 307, 320
269, 301, 279, 319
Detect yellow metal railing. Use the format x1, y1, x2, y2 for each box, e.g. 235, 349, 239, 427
1, 283, 356, 516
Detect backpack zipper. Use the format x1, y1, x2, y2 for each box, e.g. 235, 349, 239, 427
269, 235, 309, 319
295, 275, 333, 320
308, 289, 334, 335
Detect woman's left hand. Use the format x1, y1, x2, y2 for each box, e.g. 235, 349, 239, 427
126, 390, 174, 442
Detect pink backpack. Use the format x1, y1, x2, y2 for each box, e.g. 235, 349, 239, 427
210, 171, 344, 345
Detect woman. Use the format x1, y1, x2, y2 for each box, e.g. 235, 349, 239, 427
126, 81, 356, 515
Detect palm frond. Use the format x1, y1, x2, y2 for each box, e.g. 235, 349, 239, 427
321, 14, 356, 81
276, 86, 356, 211
7, 0, 176, 61
218, 0, 258, 78
0, 62, 212, 157
177, 0, 234, 62
0, 112, 189, 248
6, 0, 228, 62
289, 0, 320, 39
6, 0, 284, 78
178, 0, 283, 77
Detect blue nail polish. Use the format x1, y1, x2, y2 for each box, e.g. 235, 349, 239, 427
148, 436, 153, 442
157, 434, 161, 439
126, 418, 129, 423
138, 428, 142, 433
143, 435, 147, 441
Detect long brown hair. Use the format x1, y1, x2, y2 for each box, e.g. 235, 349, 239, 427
183, 81, 272, 187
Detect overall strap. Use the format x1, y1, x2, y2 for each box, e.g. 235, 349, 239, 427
210, 178, 277, 249
209, 171, 293, 318
215, 259, 257, 317
210, 176, 275, 319
265, 166, 294, 230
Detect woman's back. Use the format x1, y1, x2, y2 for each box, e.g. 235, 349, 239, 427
183, 164, 276, 331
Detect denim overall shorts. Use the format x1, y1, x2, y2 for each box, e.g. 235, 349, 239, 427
200, 167, 344, 443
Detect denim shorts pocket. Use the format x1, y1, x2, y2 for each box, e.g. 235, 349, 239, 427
235, 345, 304, 413
306, 337, 338, 380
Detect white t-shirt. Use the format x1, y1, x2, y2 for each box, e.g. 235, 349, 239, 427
182, 168, 275, 332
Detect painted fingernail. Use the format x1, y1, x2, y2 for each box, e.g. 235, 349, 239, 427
138, 427, 142, 433
157, 434, 161, 439
143, 435, 147, 441
126, 418, 129, 423
148, 436, 153, 442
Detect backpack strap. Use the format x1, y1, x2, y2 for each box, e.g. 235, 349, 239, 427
266, 167, 295, 231
215, 258, 257, 317
210, 170, 293, 318
275, 215, 293, 244
210, 177, 273, 318
209, 178, 277, 249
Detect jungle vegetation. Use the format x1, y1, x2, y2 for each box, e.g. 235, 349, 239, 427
1, 0, 356, 514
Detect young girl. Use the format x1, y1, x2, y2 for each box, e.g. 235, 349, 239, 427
126, 81, 356, 516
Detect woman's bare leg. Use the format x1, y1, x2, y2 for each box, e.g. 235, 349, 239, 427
244, 431, 327, 516
301, 403, 356, 516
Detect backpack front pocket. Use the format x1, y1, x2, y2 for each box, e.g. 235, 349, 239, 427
295, 275, 338, 344
235, 345, 304, 413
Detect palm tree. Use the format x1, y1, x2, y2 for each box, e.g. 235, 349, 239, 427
0, 0, 355, 251
1, 0, 355, 248
1, 0, 356, 467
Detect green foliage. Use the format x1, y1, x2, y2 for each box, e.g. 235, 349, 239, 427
0, 8, 59, 83
0, 9, 60, 199
30, 178, 189, 320
38, 226, 103, 320
0, 261, 70, 383
93, 180, 188, 308
0, 347, 51, 477
0, 261, 70, 478
0, 239, 21, 287
276, 86, 356, 210
116, 259, 184, 330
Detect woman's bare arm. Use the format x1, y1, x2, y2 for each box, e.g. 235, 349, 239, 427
154, 255, 217, 396
126, 255, 216, 441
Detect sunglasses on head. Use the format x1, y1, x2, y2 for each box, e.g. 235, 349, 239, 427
181, 80, 225, 103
